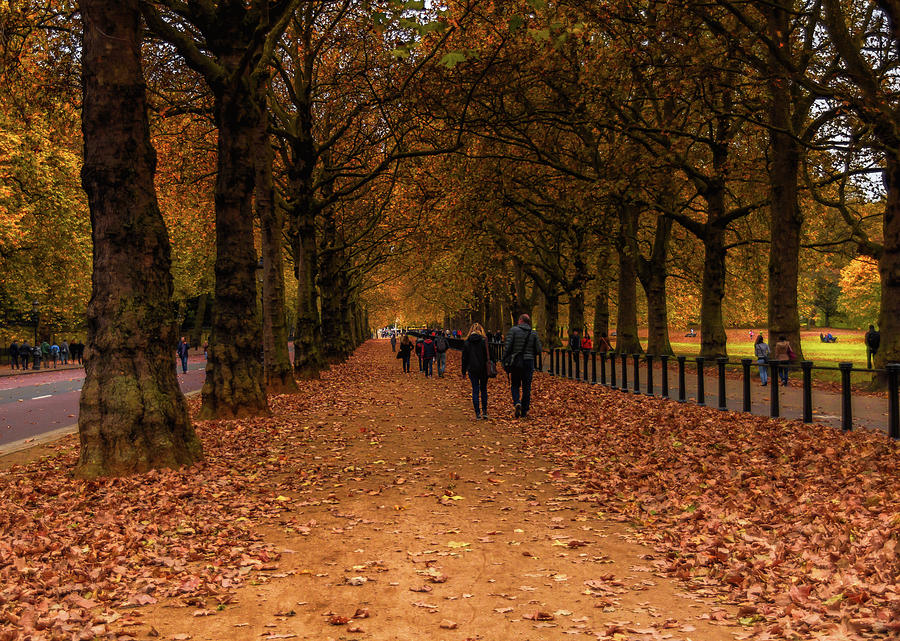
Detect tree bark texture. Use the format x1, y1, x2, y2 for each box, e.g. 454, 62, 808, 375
877, 152, 900, 369
765, 2, 804, 360
77, 0, 201, 478
593, 251, 611, 348
256, 99, 297, 395
200, 73, 269, 419
699, 224, 729, 358
637, 217, 673, 356
615, 207, 642, 354
542, 291, 559, 350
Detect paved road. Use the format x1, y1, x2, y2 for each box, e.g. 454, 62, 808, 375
0, 360, 207, 452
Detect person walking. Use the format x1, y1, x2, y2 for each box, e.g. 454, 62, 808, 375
19, 341, 30, 371
754, 333, 770, 386
772, 335, 793, 386
390, 333, 397, 352
461, 323, 491, 419
50, 342, 60, 368
434, 331, 449, 377
176, 337, 190, 374
415, 335, 424, 371
865, 324, 880, 369
503, 314, 542, 418
398, 335, 413, 373
422, 333, 436, 377
40, 340, 50, 368
9, 339, 19, 370
596, 331, 612, 353
60, 339, 69, 365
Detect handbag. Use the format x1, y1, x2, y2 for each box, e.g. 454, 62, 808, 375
485, 340, 497, 378
788, 347, 797, 361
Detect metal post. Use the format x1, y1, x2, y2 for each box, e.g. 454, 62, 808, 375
801, 361, 813, 423
609, 351, 617, 389
839, 362, 853, 431
620, 353, 628, 391
584, 351, 590, 382
591, 351, 597, 384
696, 357, 705, 406
677, 356, 686, 402
660, 355, 669, 399
632, 354, 641, 394
600, 351, 607, 385
567, 350, 573, 379
888, 363, 899, 439
741, 359, 752, 413
555, 349, 561, 376
646, 355, 654, 396
770, 362, 780, 418
716, 357, 727, 411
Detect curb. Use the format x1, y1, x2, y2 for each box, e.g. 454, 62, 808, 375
0, 389, 202, 459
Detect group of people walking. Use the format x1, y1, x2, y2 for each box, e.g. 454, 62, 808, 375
8, 339, 83, 370
754, 333, 795, 386
391, 315, 542, 421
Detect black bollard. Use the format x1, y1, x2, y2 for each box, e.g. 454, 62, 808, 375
839, 362, 853, 431
584, 351, 590, 382
741, 359, 752, 412
716, 357, 728, 411
888, 363, 899, 439
632, 354, 641, 394
538, 349, 543, 372
677, 355, 686, 402
620, 353, 628, 391
696, 357, 705, 406
556, 349, 561, 376
591, 351, 597, 384
646, 354, 654, 396
567, 350, 573, 379
660, 355, 669, 399
801, 361, 813, 423
770, 362, 780, 418
609, 351, 617, 389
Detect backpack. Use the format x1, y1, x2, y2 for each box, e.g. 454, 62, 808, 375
434, 336, 448, 353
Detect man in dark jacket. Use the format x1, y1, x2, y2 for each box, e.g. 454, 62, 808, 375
19, 341, 31, 370
9, 340, 19, 370
422, 334, 437, 377
503, 314, 542, 418
865, 324, 880, 369
434, 332, 449, 377
177, 337, 190, 373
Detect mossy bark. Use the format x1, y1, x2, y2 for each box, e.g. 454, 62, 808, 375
615, 206, 642, 354
76, 0, 201, 478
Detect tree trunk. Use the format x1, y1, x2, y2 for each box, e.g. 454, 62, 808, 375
699, 225, 729, 358
291, 212, 325, 378
877, 151, 900, 369
638, 217, 673, 355
256, 101, 297, 395
593, 251, 611, 347
765, 2, 804, 360
76, 0, 201, 478
615, 207, 642, 354
568, 291, 585, 336
191, 292, 207, 348
199, 70, 269, 419
542, 290, 560, 349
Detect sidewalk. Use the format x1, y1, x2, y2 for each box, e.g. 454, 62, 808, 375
1, 342, 896, 640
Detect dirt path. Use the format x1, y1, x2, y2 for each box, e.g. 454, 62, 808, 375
119, 343, 737, 641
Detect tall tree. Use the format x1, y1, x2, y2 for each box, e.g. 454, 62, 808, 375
76, 0, 202, 477
141, 0, 298, 418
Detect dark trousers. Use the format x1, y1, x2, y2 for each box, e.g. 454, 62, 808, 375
402, 354, 411, 372
423, 357, 434, 377
180, 355, 188, 373
469, 372, 487, 415
11, 353, 18, 369
867, 347, 877, 369
510, 360, 535, 414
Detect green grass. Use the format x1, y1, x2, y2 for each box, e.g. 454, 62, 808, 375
667, 340, 868, 367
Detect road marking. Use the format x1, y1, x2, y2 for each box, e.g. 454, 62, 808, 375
31, 395, 51, 400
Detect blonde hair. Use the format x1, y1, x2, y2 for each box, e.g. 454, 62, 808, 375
467, 323, 485, 339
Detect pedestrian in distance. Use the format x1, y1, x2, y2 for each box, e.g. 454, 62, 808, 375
50, 342, 60, 368
461, 323, 492, 419
40, 340, 50, 368
865, 324, 880, 369
60, 340, 69, 365
19, 341, 31, 371
754, 333, 770, 386
503, 314, 542, 419
772, 335, 794, 386
390, 333, 397, 352
398, 334, 413, 373
434, 331, 449, 377
415, 335, 424, 371
9, 339, 19, 370
176, 336, 190, 374
422, 332, 436, 377
596, 331, 612, 353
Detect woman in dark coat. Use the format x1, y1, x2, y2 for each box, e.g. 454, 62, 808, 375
461, 323, 492, 420
398, 335, 413, 373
